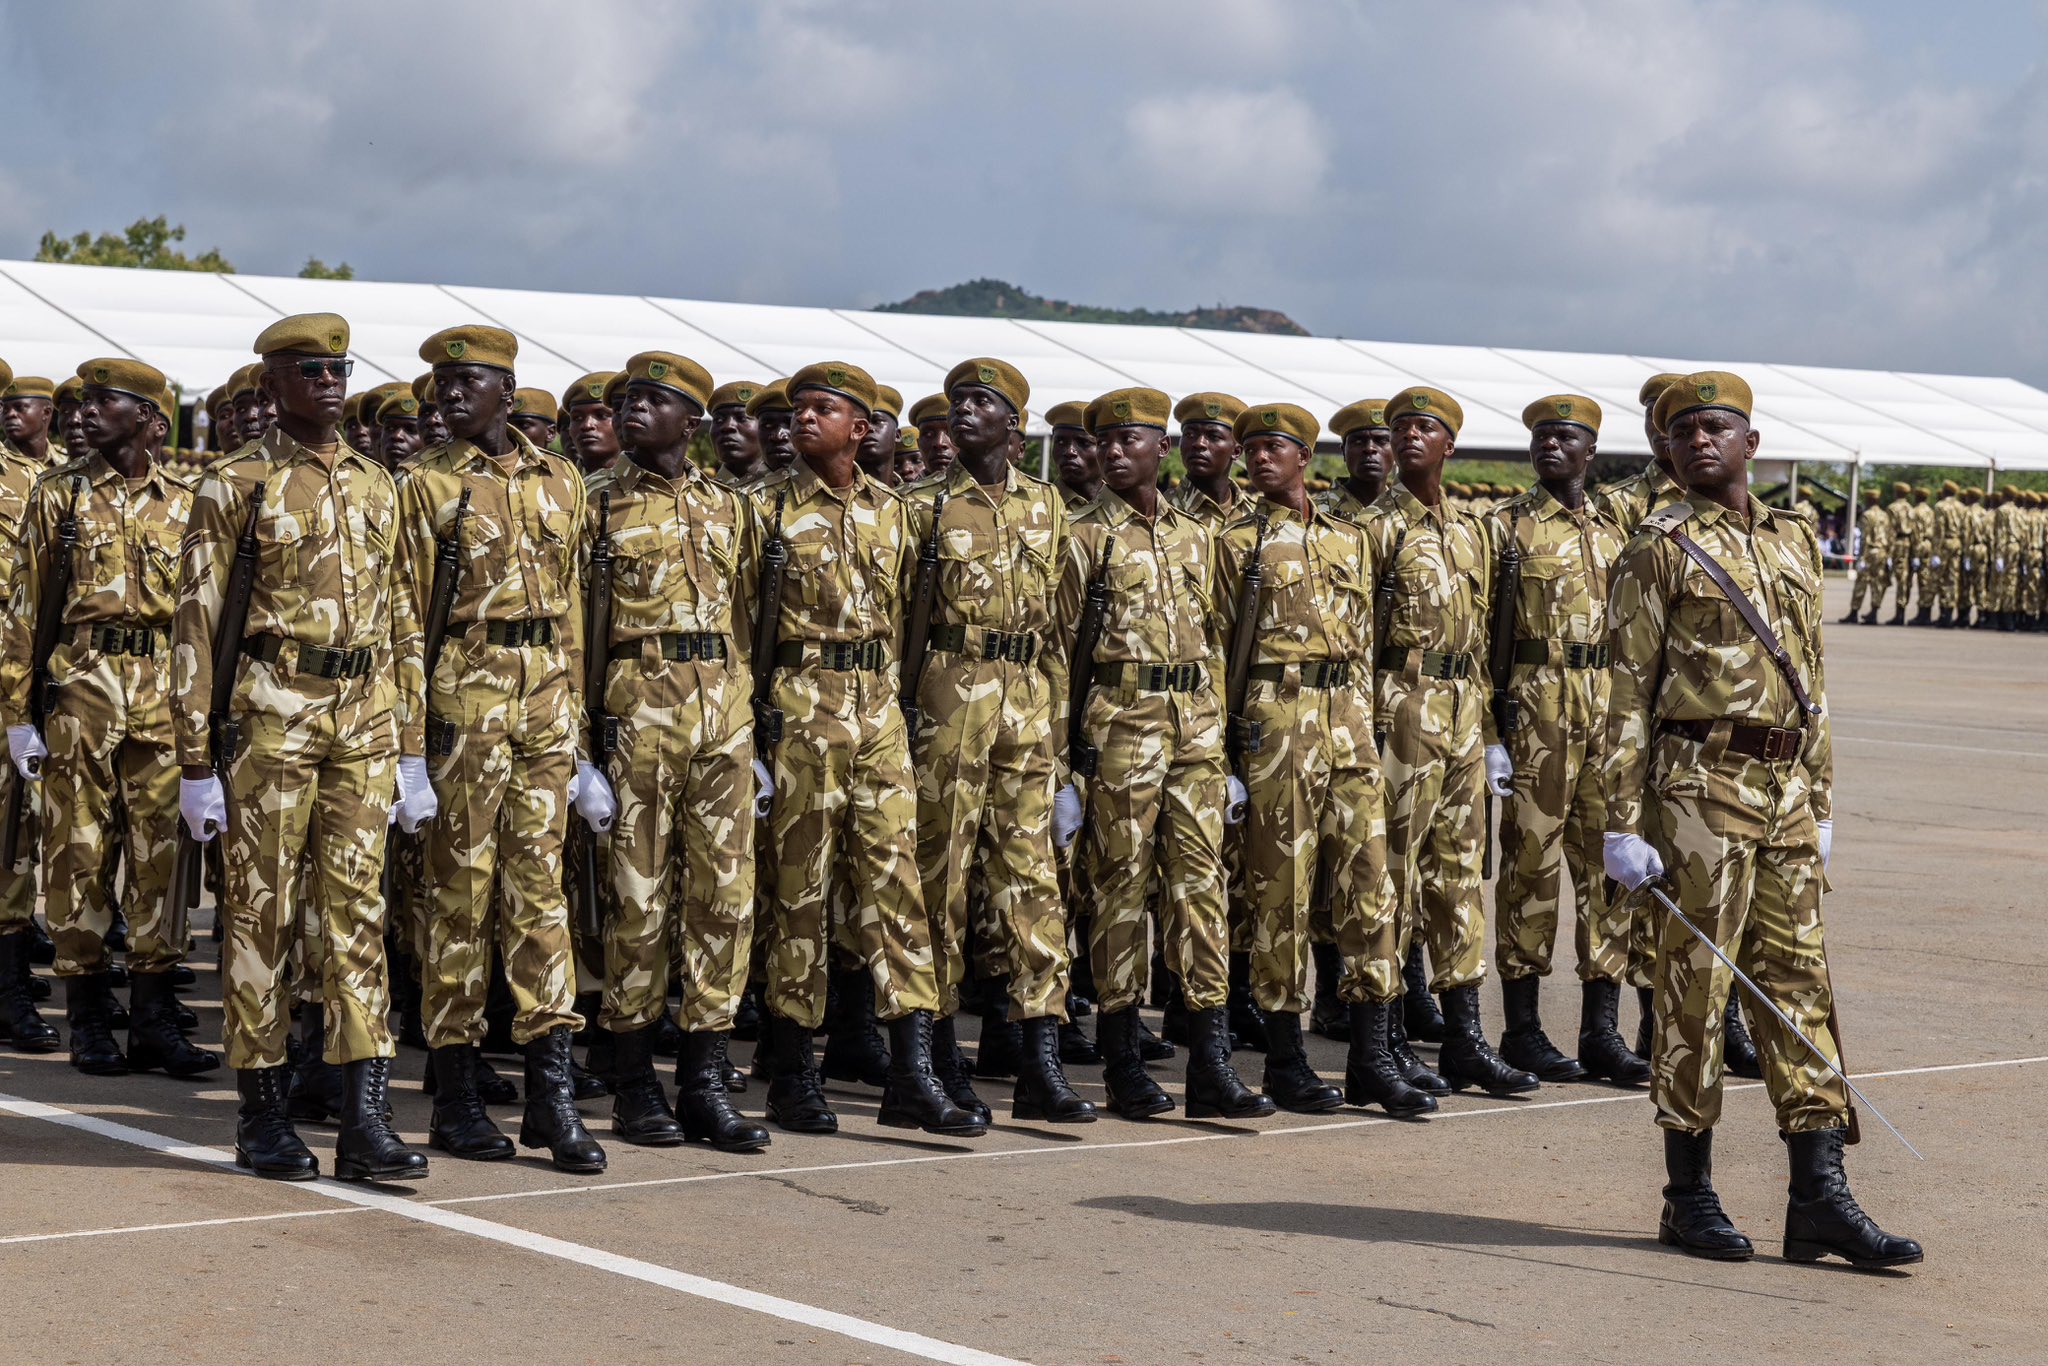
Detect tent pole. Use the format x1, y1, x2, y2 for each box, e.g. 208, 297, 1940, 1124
1846, 457, 1861, 567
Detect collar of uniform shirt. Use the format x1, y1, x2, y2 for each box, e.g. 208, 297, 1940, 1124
261, 424, 346, 473
1095, 487, 1174, 527
1245, 494, 1317, 527
457, 425, 553, 476
788, 452, 878, 505
1387, 480, 1449, 527
1525, 483, 1588, 521
80, 448, 175, 497
936, 454, 1021, 503
1685, 489, 1773, 529
616, 453, 706, 492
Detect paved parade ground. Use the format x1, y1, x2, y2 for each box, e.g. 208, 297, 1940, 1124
2, 578, 2042, 1365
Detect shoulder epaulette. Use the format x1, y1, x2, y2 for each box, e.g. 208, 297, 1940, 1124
1641, 502, 1696, 535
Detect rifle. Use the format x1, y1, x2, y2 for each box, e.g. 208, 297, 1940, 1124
421, 486, 471, 695
751, 489, 788, 746
1, 477, 86, 871
1370, 526, 1407, 755
166, 480, 266, 949
1222, 506, 1270, 779
572, 491, 616, 947
1065, 535, 1114, 778
1483, 514, 1523, 878
898, 490, 945, 733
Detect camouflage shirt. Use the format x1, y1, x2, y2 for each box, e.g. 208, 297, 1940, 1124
1593, 463, 1686, 536
902, 460, 1067, 669
1932, 495, 1965, 548
1488, 484, 1626, 656
1312, 482, 1378, 523
583, 456, 759, 657
751, 457, 910, 650
1603, 492, 1833, 835
1856, 502, 1893, 556
0, 447, 38, 610
1165, 479, 1245, 531
1056, 491, 1218, 670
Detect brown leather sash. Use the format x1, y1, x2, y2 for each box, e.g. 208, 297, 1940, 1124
1663, 527, 1823, 725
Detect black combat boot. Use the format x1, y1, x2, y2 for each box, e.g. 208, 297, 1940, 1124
1343, 1002, 1436, 1117
0, 932, 58, 1052
519, 1026, 607, 1172
1098, 1007, 1174, 1119
464, 1052, 518, 1105
930, 1013, 991, 1125
879, 1010, 988, 1136
1887, 604, 1906, 625
1068, 915, 1098, 1013
1936, 606, 1954, 628
391, 952, 428, 1049
608, 1024, 683, 1146
763, 1016, 837, 1134
1859, 608, 1877, 624
1225, 953, 1269, 1053
709, 1033, 746, 1093
1782, 1128, 1924, 1268
974, 980, 1025, 1079
1837, 607, 1859, 624
1910, 604, 1932, 626
333, 1057, 430, 1183
12, 931, 51, 1003
1999, 611, 2016, 633
1260, 1010, 1343, 1112
731, 982, 765, 1042
66, 973, 128, 1076
1634, 985, 1656, 1061
1013, 1016, 1096, 1123
1185, 1007, 1277, 1119
235, 1066, 319, 1181
1309, 941, 1350, 1042
1498, 975, 1585, 1082
1058, 1016, 1100, 1065
427, 1044, 515, 1160
1577, 980, 1651, 1084
1438, 985, 1540, 1096
675, 1031, 770, 1152
648, 1013, 683, 1058
1159, 971, 1192, 1046
1723, 996, 1763, 1079
821, 967, 891, 1085
582, 1025, 617, 1091
286, 1005, 345, 1121
1401, 944, 1445, 1042
568, 991, 609, 1100
27, 917, 54, 965
1658, 1129, 1753, 1260
1386, 1003, 1449, 1095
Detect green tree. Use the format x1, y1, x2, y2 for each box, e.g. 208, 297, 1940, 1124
34, 215, 235, 272
298, 257, 355, 280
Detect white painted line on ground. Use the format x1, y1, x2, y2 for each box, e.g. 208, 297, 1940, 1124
0, 1207, 367, 1245
1836, 734, 2048, 759
0, 1092, 1026, 1366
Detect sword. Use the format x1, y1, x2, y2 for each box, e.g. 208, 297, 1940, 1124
1642, 881, 1921, 1160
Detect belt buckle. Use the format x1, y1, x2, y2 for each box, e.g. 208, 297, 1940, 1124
316, 646, 343, 679
1173, 663, 1196, 691
1762, 728, 1800, 761
981, 633, 1002, 662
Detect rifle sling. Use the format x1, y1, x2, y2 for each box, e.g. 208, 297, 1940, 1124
1663, 527, 1820, 723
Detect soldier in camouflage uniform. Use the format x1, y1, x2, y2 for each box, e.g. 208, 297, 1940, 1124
1047, 400, 1101, 510
1054, 386, 1271, 1122
3, 372, 65, 469
1961, 487, 1992, 628
750, 360, 982, 1139
900, 358, 1092, 1125
1882, 482, 1917, 624
1928, 480, 1964, 626
1841, 486, 1892, 624
1988, 487, 2022, 630
3, 359, 215, 1083
1360, 387, 1537, 1098
561, 371, 623, 478
1592, 374, 1688, 535
392, 324, 605, 1174
1487, 396, 1646, 1086
1603, 370, 1920, 1270
856, 385, 904, 487
748, 379, 797, 485
907, 393, 955, 480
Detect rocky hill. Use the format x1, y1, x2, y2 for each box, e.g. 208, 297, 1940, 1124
874, 278, 1307, 336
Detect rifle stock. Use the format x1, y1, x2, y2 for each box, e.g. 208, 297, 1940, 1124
898, 490, 945, 733
751, 489, 788, 746
573, 491, 616, 947
1065, 535, 1114, 778
1483, 515, 1522, 880
1223, 507, 1270, 777
0, 476, 84, 872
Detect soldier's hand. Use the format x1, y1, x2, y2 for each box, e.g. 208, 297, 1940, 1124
1484, 744, 1514, 797
6, 725, 46, 780
179, 776, 228, 842
1816, 818, 1833, 869
752, 759, 774, 819
1224, 775, 1248, 826
572, 760, 616, 833
1601, 831, 1664, 890
395, 755, 439, 833
1052, 783, 1084, 849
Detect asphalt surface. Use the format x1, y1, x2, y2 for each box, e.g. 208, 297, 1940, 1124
2, 578, 2043, 1365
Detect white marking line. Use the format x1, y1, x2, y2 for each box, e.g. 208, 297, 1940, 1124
0, 1093, 1024, 1366
1836, 734, 2048, 760
0, 1207, 366, 1245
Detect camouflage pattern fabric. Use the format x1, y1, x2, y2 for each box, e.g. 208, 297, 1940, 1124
1591, 463, 1684, 536
2024, 502, 2046, 616
0, 448, 41, 933
1312, 482, 1376, 524
1884, 495, 1920, 610
1991, 499, 2023, 614
1908, 499, 1939, 611
1164, 479, 1242, 531
1964, 501, 1994, 614
1929, 493, 1965, 612
1845, 501, 1893, 617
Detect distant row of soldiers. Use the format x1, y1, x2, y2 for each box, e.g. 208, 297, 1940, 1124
1841, 480, 2048, 630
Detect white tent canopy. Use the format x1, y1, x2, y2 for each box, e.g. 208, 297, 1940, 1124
7, 257, 2048, 471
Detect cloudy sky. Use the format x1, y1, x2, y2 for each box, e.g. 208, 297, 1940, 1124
3, 0, 2045, 382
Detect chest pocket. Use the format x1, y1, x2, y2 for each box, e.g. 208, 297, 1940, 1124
781, 526, 835, 610
1672, 569, 1748, 646
1260, 555, 1308, 627
72, 520, 125, 598
1015, 523, 1056, 590
686, 518, 739, 609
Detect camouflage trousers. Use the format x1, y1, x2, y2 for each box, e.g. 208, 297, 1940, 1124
1894, 547, 1922, 610
1, 774, 36, 933
600, 656, 756, 1033
421, 639, 581, 1049
912, 654, 1068, 1022
292, 851, 323, 1005
762, 666, 937, 1030
1642, 731, 1849, 1135
1845, 553, 1890, 616
2026, 553, 2047, 614
1929, 540, 1962, 610
1238, 680, 1399, 1011
1075, 681, 1230, 1014
1494, 666, 1638, 985
1376, 673, 1488, 992
41, 660, 180, 977
1964, 542, 1992, 614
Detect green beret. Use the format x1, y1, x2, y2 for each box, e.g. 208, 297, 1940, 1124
229, 363, 263, 400
3, 376, 56, 400
622, 350, 713, 410
410, 372, 436, 405
255, 311, 349, 357
874, 384, 904, 420
1522, 393, 1601, 435
1651, 371, 1752, 434
789, 360, 879, 415
54, 375, 83, 404
945, 357, 1030, 415
708, 380, 762, 413
379, 389, 421, 423
908, 393, 950, 427
1046, 400, 1089, 430
512, 387, 559, 421
1387, 386, 1463, 436
562, 371, 618, 411
1330, 399, 1390, 437
422, 323, 517, 373
1085, 387, 1170, 434
79, 357, 169, 411
746, 378, 793, 418
1638, 373, 1686, 409
1232, 402, 1318, 449
1173, 392, 1245, 431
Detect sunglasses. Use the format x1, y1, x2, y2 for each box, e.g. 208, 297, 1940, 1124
292, 358, 355, 379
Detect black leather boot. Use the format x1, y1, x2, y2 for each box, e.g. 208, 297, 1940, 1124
1309, 941, 1349, 1041
1782, 1128, 1924, 1268
582, 1025, 617, 1091
1723, 996, 1763, 1079
1634, 985, 1656, 1061
519, 1026, 607, 1172
608, 1024, 683, 1146
1658, 1129, 1753, 1259
0, 932, 58, 1052
974, 980, 1024, 1079
1578, 980, 1650, 1084
474, 1053, 519, 1105
1836, 607, 1858, 624
427, 1044, 514, 1160
1099, 1007, 1174, 1119
731, 982, 765, 1042
764, 1016, 837, 1134
1136, 1012, 1176, 1060
286, 1005, 345, 1120
16, 934, 51, 1002
1401, 944, 1444, 1042
1887, 605, 1906, 626
879, 1010, 987, 1136
1498, 975, 1585, 1082
1226, 953, 1268, 1053
333, 1057, 430, 1182
931, 1013, 990, 1125
1438, 985, 1539, 1095
1343, 1002, 1436, 1117
1159, 971, 1192, 1046
1012, 1016, 1096, 1123
1386, 1004, 1449, 1095
1260, 1010, 1342, 1112
676, 1031, 770, 1152
235, 1066, 318, 1180
1184, 1007, 1276, 1119
66, 973, 128, 1075
1911, 604, 1932, 626
1858, 608, 1877, 625
1069, 915, 1098, 1010
711, 1033, 746, 1093
391, 952, 428, 1049
1057, 1017, 1100, 1065
821, 968, 890, 1086
1936, 606, 1954, 628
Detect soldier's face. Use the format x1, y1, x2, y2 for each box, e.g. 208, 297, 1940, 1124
382, 419, 422, 464
1052, 428, 1099, 488
1391, 412, 1453, 476
211, 402, 237, 447
758, 409, 797, 468
895, 448, 926, 483
917, 418, 955, 470
948, 386, 1014, 456
511, 415, 558, 449
263, 353, 349, 425
1528, 421, 1596, 482
435, 364, 511, 441
234, 391, 275, 443
1667, 408, 1758, 490
1179, 421, 1237, 481
857, 410, 901, 467
710, 404, 760, 469
2, 396, 52, 444
79, 386, 149, 451
563, 401, 621, 467
621, 382, 701, 452
790, 389, 869, 459
1098, 424, 1165, 494
1243, 433, 1309, 498
1343, 429, 1390, 485
58, 399, 86, 448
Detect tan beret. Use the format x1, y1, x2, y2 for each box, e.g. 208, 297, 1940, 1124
1233, 402, 1319, 449
410, 372, 436, 405
1638, 372, 1687, 409
359, 381, 406, 420
622, 350, 713, 410
77, 357, 169, 410
896, 426, 918, 452
1521, 393, 1602, 435
560, 371, 617, 411
1651, 371, 1753, 434
747, 378, 794, 417
3, 376, 56, 400
1329, 399, 1391, 437
205, 384, 230, 416
709, 379, 764, 412
908, 393, 950, 427
512, 387, 559, 421
55, 375, 83, 403
1387, 386, 1463, 436
602, 370, 631, 404
341, 393, 365, 422
944, 357, 1029, 415
1173, 392, 1245, 431
422, 324, 517, 372
788, 360, 878, 415
0, 358, 11, 392
874, 384, 904, 420
1046, 400, 1089, 430
379, 389, 422, 423
255, 311, 349, 357
1086, 387, 1170, 434
229, 363, 263, 400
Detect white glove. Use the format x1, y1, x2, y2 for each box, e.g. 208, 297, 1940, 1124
752, 758, 774, 819
1052, 783, 1084, 849
1817, 818, 1832, 869
395, 755, 438, 833
1224, 775, 1248, 826
1484, 744, 1513, 797
180, 776, 228, 842
572, 760, 615, 832
1996, 558, 2006, 572
7, 725, 47, 780
1601, 831, 1664, 891
1929, 555, 1941, 569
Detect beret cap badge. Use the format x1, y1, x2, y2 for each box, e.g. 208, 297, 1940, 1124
329, 332, 347, 353
827, 366, 849, 387
446, 339, 467, 360
1697, 381, 1718, 403
977, 364, 999, 385
1112, 399, 1131, 420
1204, 401, 1222, 419
648, 360, 669, 380
1412, 393, 1431, 410
93, 365, 110, 383
1261, 409, 1279, 427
